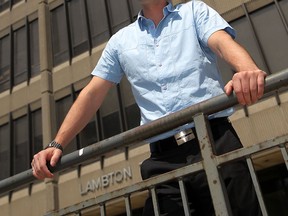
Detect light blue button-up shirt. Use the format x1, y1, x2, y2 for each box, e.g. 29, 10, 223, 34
92, 0, 235, 140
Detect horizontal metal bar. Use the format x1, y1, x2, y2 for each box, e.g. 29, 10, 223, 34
216, 134, 288, 166
0, 69, 288, 196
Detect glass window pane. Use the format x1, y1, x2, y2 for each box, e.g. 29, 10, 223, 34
100, 86, 122, 139
12, 0, 22, 5
79, 117, 98, 147
217, 15, 271, 84
86, 0, 110, 47
67, 0, 89, 56
0, 124, 10, 180
229, 16, 269, 71
130, 0, 141, 20
56, 95, 77, 154
102, 112, 121, 139
0, 0, 9, 13
125, 103, 140, 129
250, 4, 288, 73
13, 26, 27, 85
13, 115, 29, 175
0, 35, 10, 92
32, 109, 43, 154
279, 0, 288, 22
51, 5, 69, 66
75, 91, 99, 147
29, 19, 40, 77
108, 0, 130, 33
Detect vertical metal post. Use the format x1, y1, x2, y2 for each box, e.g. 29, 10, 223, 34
279, 144, 288, 170
246, 157, 268, 216
151, 187, 161, 216
100, 203, 106, 216
178, 178, 191, 215
193, 114, 232, 215
124, 195, 133, 216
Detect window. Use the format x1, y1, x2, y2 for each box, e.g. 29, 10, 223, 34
0, 124, 10, 180
13, 115, 29, 175
50, 0, 141, 66
250, 3, 288, 73
0, 0, 9, 13
79, 115, 99, 148
13, 26, 28, 85
12, 0, 22, 6
29, 19, 40, 77
125, 103, 140, 129
51, 5, 69, 66
67, 0, 89, 56
230, 17, 268, 71
86, 0, 110, 47
100, 86, 122, 139
56, 95, 77, 154
129, 0, 142, 20
279, 0, 288, 22
108, 0, 130, 33
0, 109, 43, 179
31, 109, 43, 155
0, 35, 10, 92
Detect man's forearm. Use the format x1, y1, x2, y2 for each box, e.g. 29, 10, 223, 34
208, 30, 259, 72
53, 77, 112, 148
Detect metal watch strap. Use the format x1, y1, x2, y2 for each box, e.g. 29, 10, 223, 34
46, 140, 64, 152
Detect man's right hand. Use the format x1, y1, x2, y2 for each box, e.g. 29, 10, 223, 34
31, 148, 62, 180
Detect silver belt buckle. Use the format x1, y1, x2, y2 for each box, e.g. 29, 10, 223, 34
174, 128, 195, 146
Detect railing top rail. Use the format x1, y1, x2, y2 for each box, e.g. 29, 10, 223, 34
0, 69, 288, 196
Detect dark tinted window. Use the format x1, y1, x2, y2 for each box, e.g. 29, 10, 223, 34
0, 35, 10, 92
51, 5, 69, 66
13, 26, 28, 85
13, 115, 29, 174
0, 124, 10, 180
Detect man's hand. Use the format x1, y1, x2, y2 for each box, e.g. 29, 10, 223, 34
224, 70, 267, 105
31, 148, 62, 180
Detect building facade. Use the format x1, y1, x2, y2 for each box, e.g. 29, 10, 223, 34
0, 0, 288, 215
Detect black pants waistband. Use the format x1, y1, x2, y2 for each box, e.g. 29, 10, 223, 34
149, 117, 229, 154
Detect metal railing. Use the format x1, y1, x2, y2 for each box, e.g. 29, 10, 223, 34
1, 69, 288, 216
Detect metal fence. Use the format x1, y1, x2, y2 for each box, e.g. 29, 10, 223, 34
1, 69, 288, 216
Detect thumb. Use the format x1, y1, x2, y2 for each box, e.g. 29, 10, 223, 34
224, 80, 233, 96
50, 149, 62, 167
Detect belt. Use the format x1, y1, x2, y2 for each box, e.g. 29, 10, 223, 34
149, 117, 228, 154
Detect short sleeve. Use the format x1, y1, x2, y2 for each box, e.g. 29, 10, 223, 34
193, 0, 236, 47
91, 36, 124, 84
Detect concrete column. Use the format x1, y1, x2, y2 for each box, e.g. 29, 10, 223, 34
38, 0, 59, 213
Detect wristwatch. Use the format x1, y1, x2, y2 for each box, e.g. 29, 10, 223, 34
46, 140, 64, 152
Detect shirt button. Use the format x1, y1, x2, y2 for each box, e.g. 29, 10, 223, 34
159, 64, 162, 67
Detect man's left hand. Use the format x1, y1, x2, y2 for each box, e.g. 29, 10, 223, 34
224, 70, 267, 105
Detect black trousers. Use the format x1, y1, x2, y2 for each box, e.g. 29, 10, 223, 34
140, 118, 261, 216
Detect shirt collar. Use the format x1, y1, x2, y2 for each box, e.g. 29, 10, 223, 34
137, 2, 179, 29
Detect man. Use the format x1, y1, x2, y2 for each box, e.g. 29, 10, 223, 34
32, 0, 266, 215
